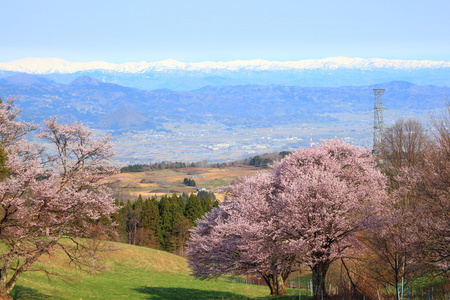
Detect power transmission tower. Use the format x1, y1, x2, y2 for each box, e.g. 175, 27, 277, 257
373, 89, 385, 156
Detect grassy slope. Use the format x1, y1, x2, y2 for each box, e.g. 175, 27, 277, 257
12, 241, 298, 300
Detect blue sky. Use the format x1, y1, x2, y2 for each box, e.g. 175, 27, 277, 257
1, 0, 449, 63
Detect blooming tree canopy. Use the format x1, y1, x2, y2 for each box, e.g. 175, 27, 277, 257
272, 139, 387, 298
188, 140, 387, 297
0, 97, 118, 299
187, 171, 297, 295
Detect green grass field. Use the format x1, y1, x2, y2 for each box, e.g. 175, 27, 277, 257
12, 241, 304, 300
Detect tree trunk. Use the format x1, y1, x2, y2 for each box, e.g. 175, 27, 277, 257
311, 261, 330, 300
261, 273, 287, 295
0, 239, 58, 299
341, 258, 358, 297
0, 288, 13, 300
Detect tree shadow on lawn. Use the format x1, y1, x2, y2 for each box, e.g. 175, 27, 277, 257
133, 286, 247, 299
10, 285, 53, 300
133, 286, 300, 300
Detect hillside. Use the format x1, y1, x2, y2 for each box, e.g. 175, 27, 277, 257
96, 107, 159, 130
2, 75, 448, 163
0, 75, 448, 129
14, 240, 281, 299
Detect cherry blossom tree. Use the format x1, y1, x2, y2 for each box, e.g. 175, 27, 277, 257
0, 97, 118, 299
188, 140, 386, 297
187, 171, 297, 295
272, 140, 387, 299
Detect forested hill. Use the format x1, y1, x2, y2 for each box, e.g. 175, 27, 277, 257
0, 73, 448, 130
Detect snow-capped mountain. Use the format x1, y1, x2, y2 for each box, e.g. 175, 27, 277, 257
1, 57, 449, 91
1, 57, 450, 74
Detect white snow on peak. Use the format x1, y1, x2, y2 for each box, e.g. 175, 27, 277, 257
0, 57, 449, 74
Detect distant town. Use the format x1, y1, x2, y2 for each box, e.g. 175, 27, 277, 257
108, 109, 413, 164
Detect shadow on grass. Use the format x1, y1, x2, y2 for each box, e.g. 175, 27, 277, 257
254, 295, 307, 300
134, 286, 249, 299
10, 285, 52, 300
134, 286, 305, 300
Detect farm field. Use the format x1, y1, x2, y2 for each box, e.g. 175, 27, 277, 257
113, 165, 262, 201
13, 240, 302, 299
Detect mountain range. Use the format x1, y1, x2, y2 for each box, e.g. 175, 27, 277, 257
2, 57, 450, 73
0, 73, 448, 131
1, 57, 450, 90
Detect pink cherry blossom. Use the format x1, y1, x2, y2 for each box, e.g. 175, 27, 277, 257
0, 98, 118, 299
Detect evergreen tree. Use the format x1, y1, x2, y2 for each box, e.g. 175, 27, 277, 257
181, 192, 189, 202
174, 193, 186, 214
197, 190, 216, 202
114, 191, 217, 253
159, 194, 185, 251
137, 197, 161, 248
201, 196, 213, 213
158, 195, 171, 236
185, 193, 204, 222
171, 219, 191, 256
134, 194, 144, 213
183, 178, 196, 186
141, 197, 161, 234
